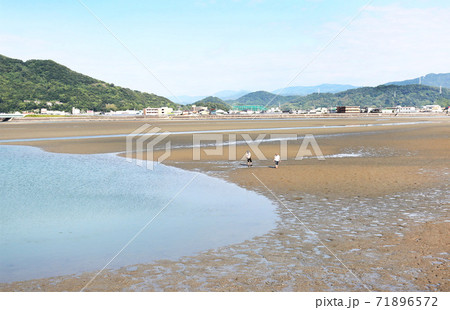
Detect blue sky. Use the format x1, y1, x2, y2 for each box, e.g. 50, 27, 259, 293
1, 0, 449, 98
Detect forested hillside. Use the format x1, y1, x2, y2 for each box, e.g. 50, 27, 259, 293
229, 91, 297, 106
0, 54, 175, 113
282, 84, 450, 110
191, 96, 231, 111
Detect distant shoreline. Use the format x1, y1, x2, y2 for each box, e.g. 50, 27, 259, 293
4, 112, 448, 123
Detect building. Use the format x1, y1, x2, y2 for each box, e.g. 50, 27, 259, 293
191, 105, 208, 113
143, 107, 173, 116
47, 110, 67, 115
309, 107, 328, 114
214, 109, 227, 115
266, 107, 281, 114
395, 106, 416, 113
381, 107, 396, 114
40, 108, 67, 115
107, 110, 142, 115
336, 106, 360, 113
421, 105, 443, 113
368, 108, 381, 113
72, 107, 81, 115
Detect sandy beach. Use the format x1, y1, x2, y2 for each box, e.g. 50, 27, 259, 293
0, 116, 448, 291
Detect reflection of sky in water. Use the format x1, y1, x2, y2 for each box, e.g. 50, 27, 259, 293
0, 146, 277, 282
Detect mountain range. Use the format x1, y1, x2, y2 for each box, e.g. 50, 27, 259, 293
227, 91, 298, 107
385, 73, 450, 88
170, 89, 249, 104
282, 84, 450, 110
227, 84, 450, 110
1, 53, 449, 113
171, 85, 357, 104
272, 84, 358, 96
190, 96, 230, 112
178, 74, 450, 104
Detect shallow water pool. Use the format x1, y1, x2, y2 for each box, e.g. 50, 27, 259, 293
0, 146, 278, 282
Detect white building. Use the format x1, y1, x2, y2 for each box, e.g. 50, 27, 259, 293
46, 110, 67, 115
290, 109, 307, 114
381, 108, 396, 114
143, 107, 173, 116
108, 110, 142, 115
214, 109, 228, 115
421, 105, 443, 113
309, 107, 328, 114
41, 108, 67, 115
72, 107, 81, 115
198, 109, 210, 115
266, 107, 282, 114
191, 105, 208, 113
395, 106, 416, 113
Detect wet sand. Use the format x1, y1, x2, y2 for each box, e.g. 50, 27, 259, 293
0, 116, 448, 291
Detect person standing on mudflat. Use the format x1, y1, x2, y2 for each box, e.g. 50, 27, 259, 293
274, 153, 280, 169
245, 150, 253, 167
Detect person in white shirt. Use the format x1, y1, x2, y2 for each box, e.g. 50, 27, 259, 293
274, 153, 280, 168
245, 150, 252, 167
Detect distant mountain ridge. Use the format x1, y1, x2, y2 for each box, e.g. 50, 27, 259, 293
176, 85, 356, 104
229, 91, 297, 107
171, 75, 450, 106
0, 54, 174, 113
170, 90, 249, 104
201, 83, 450, 110
193, 96, 227, 105
169, 95, 205, 105
385, 73, 450, 88
190, 96, 230, 111
1, 53, 449, 113
273, 84, 358, 96
213, 90, 249, 100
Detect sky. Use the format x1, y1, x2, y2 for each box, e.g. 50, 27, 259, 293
1, 0, 450, 99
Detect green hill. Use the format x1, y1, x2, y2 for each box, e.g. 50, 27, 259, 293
230, 91, 297, 107
283, 84, 450, 110
191, 96, 230, 111
273, 83, 358, 96
0, 54, 175, 113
